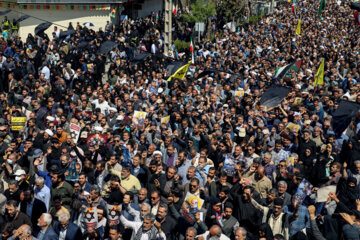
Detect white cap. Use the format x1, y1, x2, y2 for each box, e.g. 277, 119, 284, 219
46, 116, 55, 121
223, 104, 229, 108
45, 129, 54, 137
109, 107, 117, 113
153, 150, 163, 157
158, 88, 164, 94
14, 169, 26, 176
262, 129, 270, 135
293, 112, 301, 117
94, 126, 103, 132
304, 120, 311, 125
116, 115, 124, 121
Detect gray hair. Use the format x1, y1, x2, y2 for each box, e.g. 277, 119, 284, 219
8, 179, 18, 187
58, 212, 69, 222
42, 213, 52, 226
187, 227, 197, 236
22, 225, 32, 236
141, 203, 151, 211
278, 181, 288, 188
264, 152, 272, 158
158, 203, 168, 213
290, 153, 298, 158
354, 160, 360, 165
35, 177, 45, 185
143, 213, 155, 223
234, 227, 247, 237
269, 188, 278, 195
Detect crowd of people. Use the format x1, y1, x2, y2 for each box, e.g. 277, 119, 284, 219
0, 0, 359, 239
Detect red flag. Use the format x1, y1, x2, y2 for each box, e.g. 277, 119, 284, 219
292, 5, 295, 15
172, 2, 176, 15
354, 11, 360, 25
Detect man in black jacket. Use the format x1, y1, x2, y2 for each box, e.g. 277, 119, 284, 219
156, 203, 177, 240
20, 188, 47, 231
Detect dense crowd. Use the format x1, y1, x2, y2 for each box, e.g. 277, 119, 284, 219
0, 0, 360, 239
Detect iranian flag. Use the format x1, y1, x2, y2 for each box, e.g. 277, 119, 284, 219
275, 60, 302, 79
190, 38, 194, 64
172, 2, 176, 15
355, 11, 360, 25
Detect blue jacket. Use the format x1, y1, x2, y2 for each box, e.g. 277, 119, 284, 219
54, 221, 83, 240
37, 226, 58, 240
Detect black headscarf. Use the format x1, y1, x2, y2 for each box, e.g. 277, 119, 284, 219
258, 223, 274, 240
337, 176, 359, 210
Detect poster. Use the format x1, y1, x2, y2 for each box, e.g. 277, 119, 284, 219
294, 179, 313, 204
69, 123, 81, 143
287, 123, 300, 133
11, 117, 27, 131
223, 154, 236, 176
235, 90, 245, 98
133, 111, 147, 128
84, 207, 98, 228
108, 205, 120, 225
74, 109, 92, 120
316, 185, 337, 202
182, 192, 204, 211
161, 116, 170, 125
87, 134, 107, 146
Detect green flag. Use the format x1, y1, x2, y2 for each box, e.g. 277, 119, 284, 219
319, 0, 325, 18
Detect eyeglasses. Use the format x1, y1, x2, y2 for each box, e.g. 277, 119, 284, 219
190, 184, 198, 188
151, 197, 158, 200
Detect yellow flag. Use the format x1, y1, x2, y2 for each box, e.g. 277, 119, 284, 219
313, 58, 325, 87
296, 18, 301, 35
167, 61, 191, 82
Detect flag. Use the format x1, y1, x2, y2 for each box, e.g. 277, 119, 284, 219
292, 5, 296, 15
190, 38, 194, 64
296, 18, 301, 35
156, 12, 159, 19
260, 85, 291, 108
354, 11, 360, 25
332, 101, 360, 137
313, 58, 325, 87
167, 61, 191, 82
172, 2, 176, 14
319, 0, 325, 18
275, 60, 302, 79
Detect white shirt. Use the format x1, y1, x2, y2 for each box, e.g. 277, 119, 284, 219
196, 231, 230, 240
120, 215, 166, 240
59, 228, 67, 240
91, 99, 110, 115
41, 66, 50, 80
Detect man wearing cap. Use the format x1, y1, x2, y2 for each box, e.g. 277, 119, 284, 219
250, 196, 290, 239
14, 169, 30, 191
107, 107, 118, 128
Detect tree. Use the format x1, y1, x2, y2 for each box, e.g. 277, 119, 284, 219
182, 0, 216, 23
217, 0, 246, 25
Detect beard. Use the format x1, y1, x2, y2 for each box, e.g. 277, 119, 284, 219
156, 215, 165, 222
5, 211, 16, 220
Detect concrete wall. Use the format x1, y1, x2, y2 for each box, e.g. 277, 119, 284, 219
0, 7, 110, 40
137, 0, 163, 18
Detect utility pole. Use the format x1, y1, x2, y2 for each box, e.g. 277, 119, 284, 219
164, 0, 172, 55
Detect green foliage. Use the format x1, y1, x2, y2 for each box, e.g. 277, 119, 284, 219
182, 0, 216, 23
174, 39, 190, 51
217, 0, 246, 23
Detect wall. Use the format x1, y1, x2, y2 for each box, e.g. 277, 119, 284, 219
137, 0, 163, 18
0, 7, 110, 40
